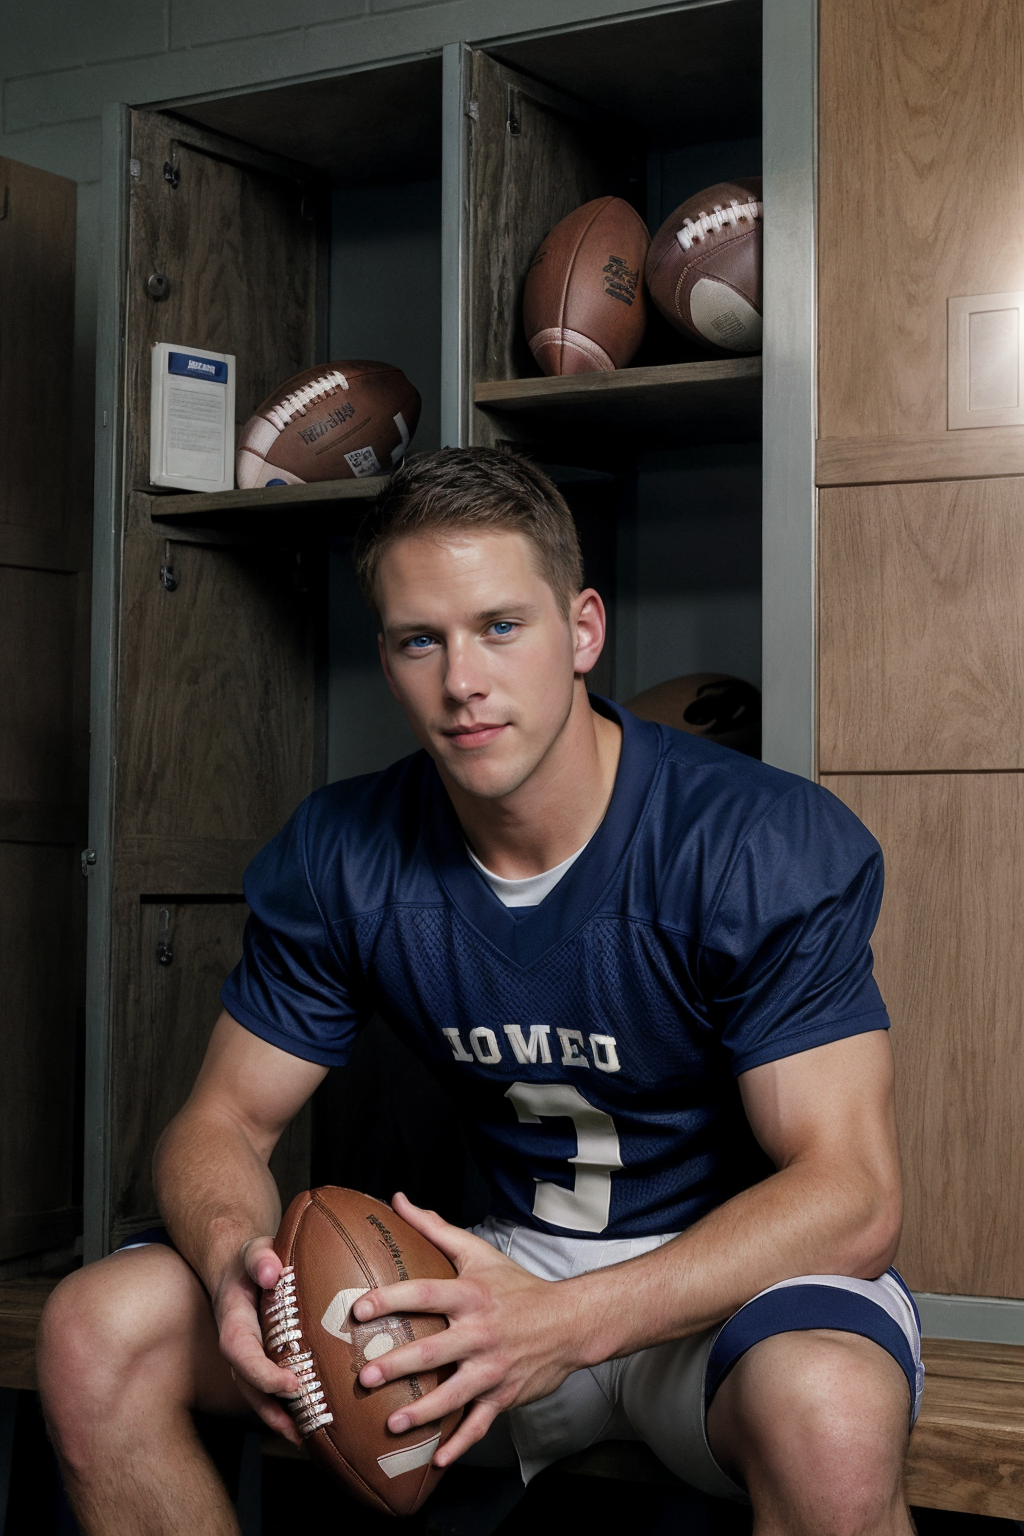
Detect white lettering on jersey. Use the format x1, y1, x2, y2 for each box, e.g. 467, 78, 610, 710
441, 1024, 620, 1074
503, 1024, 552, 1064
442, 1028, 473, 1062
589, 1034, 621, 1073
557, 1028, 589, 1067
469, 1027, 502, 1064
505, 1082, 623, 1233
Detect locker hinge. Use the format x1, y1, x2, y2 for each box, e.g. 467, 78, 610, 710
466, 100, 479, 122
80, 848, 97, 878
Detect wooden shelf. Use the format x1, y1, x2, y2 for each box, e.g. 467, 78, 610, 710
474, 359, 762, 446
147, 475, 383, 529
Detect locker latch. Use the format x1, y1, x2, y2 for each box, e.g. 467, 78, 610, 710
160, 544, 178, 591
156, 907, 175, 967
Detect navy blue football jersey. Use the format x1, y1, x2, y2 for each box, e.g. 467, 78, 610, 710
222, 698, 889, 1238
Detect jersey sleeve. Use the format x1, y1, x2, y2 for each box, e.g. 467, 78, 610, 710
701, 782, 890, 1076
220, 800, 362, 1067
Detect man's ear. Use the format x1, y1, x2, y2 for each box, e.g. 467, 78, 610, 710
378, 633, 402, 701
571, 588, 606, 677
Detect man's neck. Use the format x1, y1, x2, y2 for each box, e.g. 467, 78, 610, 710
442, 686, 622, 880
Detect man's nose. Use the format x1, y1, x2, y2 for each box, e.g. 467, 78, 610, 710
443, 639, 489, 702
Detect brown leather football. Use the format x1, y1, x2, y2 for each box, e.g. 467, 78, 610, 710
645, 179, 763, 354
626, 673, 762, 758
260, 1187, 462, 1517
522, 196, 649, 375
236, 361, 420, 488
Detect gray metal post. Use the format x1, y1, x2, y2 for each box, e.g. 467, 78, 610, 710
761, 0, 818, 778
83, 102, 131, 1264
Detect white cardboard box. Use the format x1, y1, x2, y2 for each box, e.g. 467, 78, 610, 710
150, 342, 236, 492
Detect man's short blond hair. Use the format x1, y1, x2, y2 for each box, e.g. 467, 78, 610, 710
353, 447, 584, 617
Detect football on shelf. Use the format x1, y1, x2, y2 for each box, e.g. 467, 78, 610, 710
235, 361, 420, 488
626, 673, 762, 758
645, 179, 763, 354
522, 196, 650, 376
260, 1186, 461, 1518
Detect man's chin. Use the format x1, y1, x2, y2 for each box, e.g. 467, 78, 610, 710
437, 751, 535, 802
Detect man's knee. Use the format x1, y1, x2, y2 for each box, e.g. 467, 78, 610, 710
707, 1330, 910, 1533
38, 1246, 213, 1469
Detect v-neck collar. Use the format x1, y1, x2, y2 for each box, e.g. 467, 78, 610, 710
423, 696, 663, 968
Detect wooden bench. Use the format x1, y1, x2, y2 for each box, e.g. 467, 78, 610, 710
0, 1279, 58, 1394
4, 1281, 1024, 1520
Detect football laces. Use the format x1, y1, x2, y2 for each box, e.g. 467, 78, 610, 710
675, 197, 762, 252
264, 1265, 334, 1436
266, 369, 350, 431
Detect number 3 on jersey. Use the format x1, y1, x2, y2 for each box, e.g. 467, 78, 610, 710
505, 1082, 623, 1233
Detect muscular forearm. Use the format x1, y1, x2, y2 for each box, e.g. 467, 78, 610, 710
153, 1104, 281, 1304
563, 1154, 901, 1369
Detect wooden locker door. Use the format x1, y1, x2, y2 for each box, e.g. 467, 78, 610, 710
0, 158, 85, 1265
124, 110, 321, 491
825, 772, 1024, 1299
464, 49, 633, 448
106, 517, 318, 1246
819, 479, 1024, 774
89, 110, 321, 1252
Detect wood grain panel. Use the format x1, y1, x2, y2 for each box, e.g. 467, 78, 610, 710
116, 532, 314, 844
0, 844, 81, 1262
819, 479, 1024, 771
110, 898, 310, 1239
823, 773, 1024, 1297
818, 0, 1024, 442
125, 111, 317, 492
118, 835, 264, 894
817, 430, 1024, 488
0, 157, 84, 1266
0, 158, 75, 531
467, 50, 633, 449
0, 568, 77, 802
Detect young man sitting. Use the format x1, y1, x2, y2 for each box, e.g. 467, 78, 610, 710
39, 447, 921, 1536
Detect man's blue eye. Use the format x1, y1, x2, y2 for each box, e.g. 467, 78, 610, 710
491, 622, 514, 636
407, 635, 434, 649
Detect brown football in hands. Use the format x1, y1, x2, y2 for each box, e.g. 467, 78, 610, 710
235, 361, 420, 488
523, 196, 650, 376
645, 179, 763, 354
260, 1187, 462, 1517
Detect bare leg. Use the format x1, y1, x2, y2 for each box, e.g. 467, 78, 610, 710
38, 1245, 249, 1536
706, 1329, 916, 1536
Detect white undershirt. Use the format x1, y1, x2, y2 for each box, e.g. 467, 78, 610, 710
466, 837, 592, 908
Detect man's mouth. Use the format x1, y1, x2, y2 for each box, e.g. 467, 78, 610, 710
442, 722, 508, 749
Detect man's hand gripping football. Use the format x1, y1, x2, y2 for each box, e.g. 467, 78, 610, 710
351, 1192, 584, 1465
212, 1238, 303, 1445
